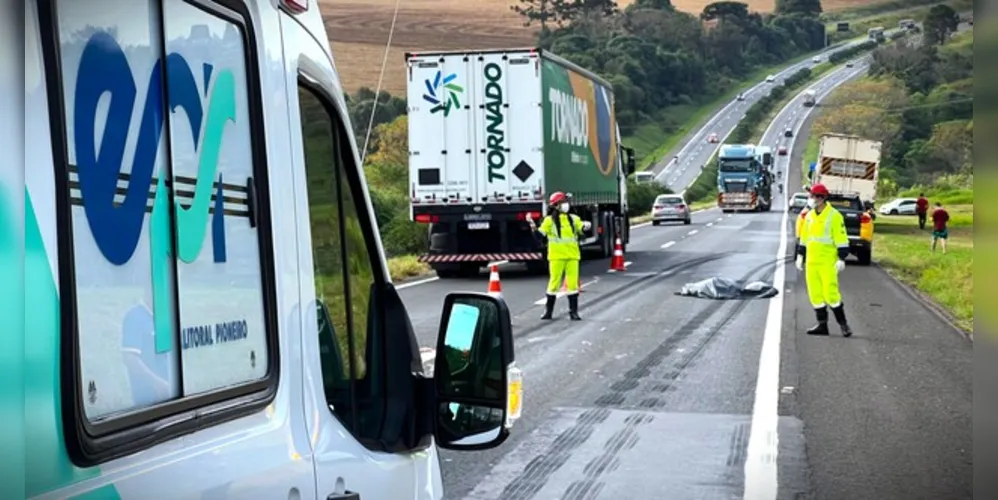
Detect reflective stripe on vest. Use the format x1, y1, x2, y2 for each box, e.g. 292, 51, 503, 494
805, 209, 834, 245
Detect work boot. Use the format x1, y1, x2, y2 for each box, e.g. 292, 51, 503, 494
831, 304, 853, 337
807, 306, 829, 335
540, 295, 556, 320
568, 294, 581, 321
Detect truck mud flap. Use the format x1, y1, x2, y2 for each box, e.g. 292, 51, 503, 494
419, 253, 544, 263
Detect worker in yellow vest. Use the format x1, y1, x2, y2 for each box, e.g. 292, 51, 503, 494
528, 192, 591, 321
795, 183, 853, 337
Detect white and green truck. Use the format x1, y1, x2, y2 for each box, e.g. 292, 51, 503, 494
405, 49, 636, 278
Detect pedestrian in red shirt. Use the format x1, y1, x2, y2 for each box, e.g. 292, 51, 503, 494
931, 202, 949, 254
916, 193, 929, 229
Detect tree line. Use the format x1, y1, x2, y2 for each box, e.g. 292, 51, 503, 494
811, 5, 970, 195
351, 0, 842, 258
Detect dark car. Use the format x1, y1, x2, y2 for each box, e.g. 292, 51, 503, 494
784, 128, 793, 138
826, 193, 874, 265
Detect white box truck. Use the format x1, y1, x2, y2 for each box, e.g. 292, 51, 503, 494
814, 133, 882, 208
406, 48, 636, 278
803, 89, 817, 107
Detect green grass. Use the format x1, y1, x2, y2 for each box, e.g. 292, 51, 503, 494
825, 0, 973, 43
387, 255, 430, 281
872, 205, 973, 333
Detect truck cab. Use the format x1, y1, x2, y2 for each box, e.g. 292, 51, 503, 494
717, 144, 773, 213
21, 0, 519, 498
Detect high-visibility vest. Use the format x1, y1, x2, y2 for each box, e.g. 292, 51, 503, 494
539, 213, 584, 260
801, 205, 849, 263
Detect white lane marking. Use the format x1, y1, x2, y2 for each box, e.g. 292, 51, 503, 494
688, 229, 699, 236
661, 241, 676, 249
744, 61, 867, 500
743, 171, 789, 500
706, 222, 714, 227
396, 276, 439, 290
717, 217, 723, 222
624, 261, 633, 268
420, 347, 436, 364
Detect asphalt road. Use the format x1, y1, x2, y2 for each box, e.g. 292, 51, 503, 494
399, 36, 971, 500
650, 37, 873, 192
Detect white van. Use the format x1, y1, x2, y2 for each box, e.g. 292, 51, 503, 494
633, 171, 656, 184
22, 0, 520, 498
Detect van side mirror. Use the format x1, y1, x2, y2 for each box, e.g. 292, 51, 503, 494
433, 293, 519, 450
623, 147, 636, 175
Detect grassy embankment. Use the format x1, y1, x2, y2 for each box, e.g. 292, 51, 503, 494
824, 0, 974, 43
872, 203, 973, 333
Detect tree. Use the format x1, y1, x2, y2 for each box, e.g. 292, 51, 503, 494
628, 0, 673, 10
700, 1, 749, 22
510, 0, 572, 29
774, 0, 822, 17
922, 4, 959, 45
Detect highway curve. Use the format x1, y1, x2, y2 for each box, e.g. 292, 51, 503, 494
397, 35, 971, 500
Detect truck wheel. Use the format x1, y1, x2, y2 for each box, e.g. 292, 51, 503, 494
652, 221, 660, 226
722, 209, 733, 214
857, 248, 872, 266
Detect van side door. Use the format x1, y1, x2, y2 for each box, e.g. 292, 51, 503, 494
27, 0, 314, 498
278, 11, 441, 500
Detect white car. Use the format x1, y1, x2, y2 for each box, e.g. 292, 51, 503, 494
812, 55, 822, 63
652, 194, 692, 225
766, 74, 776, 82
788, 192, 809, 213
879, 197, 919, 215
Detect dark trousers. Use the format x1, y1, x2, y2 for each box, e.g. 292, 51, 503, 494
918, 212, 927, 229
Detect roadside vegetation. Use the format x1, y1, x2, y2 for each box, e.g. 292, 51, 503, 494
342, 1, 963, 281
802, 12, 972, 332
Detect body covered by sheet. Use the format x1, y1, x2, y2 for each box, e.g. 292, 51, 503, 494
676, 277, 779, 300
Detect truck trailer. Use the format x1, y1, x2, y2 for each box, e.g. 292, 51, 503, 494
717, 144, 774, 213
406, 48, 636, 278
803, 89, 817, 107
814, 133, 882, 209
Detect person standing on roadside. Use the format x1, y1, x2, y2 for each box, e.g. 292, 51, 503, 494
528, 191, 591, 321
916, 192, 929, 229
795, 183, 853, 337
931, 201, 950, 254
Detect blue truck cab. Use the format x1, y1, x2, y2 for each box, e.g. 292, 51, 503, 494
716, 144, 773, 213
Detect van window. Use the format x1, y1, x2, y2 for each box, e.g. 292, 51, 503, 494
49, 0, 276, 428
296, 84, 381, 435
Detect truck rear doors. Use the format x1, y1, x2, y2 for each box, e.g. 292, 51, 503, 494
407, 51, 544, 208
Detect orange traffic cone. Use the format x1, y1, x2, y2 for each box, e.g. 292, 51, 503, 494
609, 237, 626, 272
487, 264, 503, 297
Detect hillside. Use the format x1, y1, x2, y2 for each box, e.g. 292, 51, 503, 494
319, 0, 883, 94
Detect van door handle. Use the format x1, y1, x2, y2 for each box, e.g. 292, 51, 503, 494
327, 493, 360, 500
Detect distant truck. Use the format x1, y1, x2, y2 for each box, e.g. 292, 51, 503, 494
899, 19, 916, 30
803, 89, 817, 107
813, 133, 882, 210
716, 144, 774, 213
406, 48, 636, 278
868, 26, 886, 42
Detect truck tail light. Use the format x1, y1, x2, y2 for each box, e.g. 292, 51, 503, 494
414, 214, 439, 224
281, 0, 308, 13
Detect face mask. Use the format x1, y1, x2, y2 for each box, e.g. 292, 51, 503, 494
806, 198, 816, 209
559, 202, 570, 213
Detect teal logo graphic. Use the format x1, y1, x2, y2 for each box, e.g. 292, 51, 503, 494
423, 70, 463, 116
75, 32, 235, 355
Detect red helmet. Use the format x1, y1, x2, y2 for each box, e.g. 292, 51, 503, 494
548, 191, 567, 206
809, 183, 829, 197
